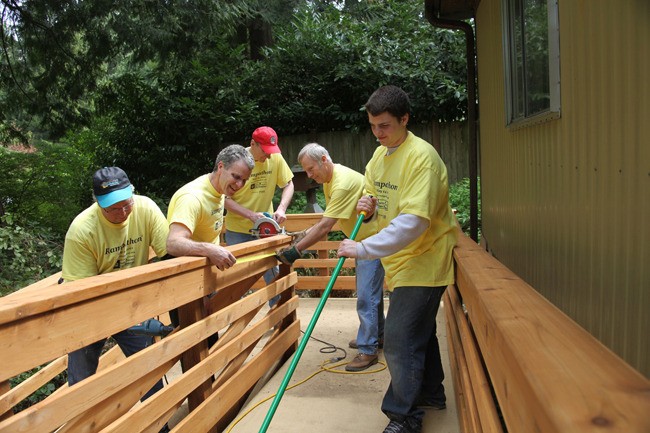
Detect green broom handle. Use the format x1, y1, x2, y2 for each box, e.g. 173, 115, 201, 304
258, 211, 367, 433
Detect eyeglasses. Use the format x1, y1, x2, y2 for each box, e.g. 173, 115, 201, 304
102, 199, 134, 214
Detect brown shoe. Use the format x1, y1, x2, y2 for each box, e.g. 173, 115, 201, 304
345, 353, 379, 372
348, 338, 384, 349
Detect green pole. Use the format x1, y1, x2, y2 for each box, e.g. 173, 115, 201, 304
258, 212, 367, 433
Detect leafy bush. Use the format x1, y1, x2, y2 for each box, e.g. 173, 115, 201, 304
449, 177, 481, 238
0, 215, 63, 296
9, 366, 67, 413
0, 142, 93, 236
0, 142, 91, 295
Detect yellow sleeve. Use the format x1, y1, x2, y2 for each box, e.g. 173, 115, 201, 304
275, 155, 294, 188
168, 193, 202, 235
61, 236, 99, 282
145, 197, 169, 257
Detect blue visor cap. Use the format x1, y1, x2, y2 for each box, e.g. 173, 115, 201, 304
96, 185, 133, 208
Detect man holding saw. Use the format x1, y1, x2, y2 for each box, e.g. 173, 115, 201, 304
224, 126, 295, 290
277, 142, 386, 372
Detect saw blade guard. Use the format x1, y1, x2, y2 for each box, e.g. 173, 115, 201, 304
250, 216, 285, 238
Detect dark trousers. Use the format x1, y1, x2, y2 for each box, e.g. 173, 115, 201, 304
381, 286, 446, 423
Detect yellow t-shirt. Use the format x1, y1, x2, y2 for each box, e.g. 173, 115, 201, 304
167, 174, 225, 244
225, 152, 293, 233
364, 131, 457, 289
323, 164, 377, 241
61, 195, 168, 281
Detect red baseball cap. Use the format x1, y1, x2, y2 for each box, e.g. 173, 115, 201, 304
252, 126, 281, 154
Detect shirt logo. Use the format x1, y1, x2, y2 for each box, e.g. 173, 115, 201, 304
374, 180, 399, 191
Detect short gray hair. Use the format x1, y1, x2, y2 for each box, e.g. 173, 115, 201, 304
214, 144, 255, 172
298, 142, 332, 165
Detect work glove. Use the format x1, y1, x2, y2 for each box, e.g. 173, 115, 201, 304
290, 229, 307, 246
276, 245, 302, 265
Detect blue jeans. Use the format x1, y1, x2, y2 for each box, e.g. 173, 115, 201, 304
381, 286, 446, 424
355, 258, 385, 355
225, 230, 280, 306
67, 329, 164, 401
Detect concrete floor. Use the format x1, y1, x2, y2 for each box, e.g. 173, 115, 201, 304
220, 297, 461, 433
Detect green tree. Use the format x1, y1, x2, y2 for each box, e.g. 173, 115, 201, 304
237, 0, 467, 134
0, 0, 288, 137
76, 0, 467, 201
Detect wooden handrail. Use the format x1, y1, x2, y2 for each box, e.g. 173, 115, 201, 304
448, 228, 650, 433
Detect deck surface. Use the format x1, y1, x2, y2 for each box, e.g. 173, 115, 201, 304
212, 297, 461, 433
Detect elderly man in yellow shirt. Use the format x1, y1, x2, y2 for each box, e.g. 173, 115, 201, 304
337, 85, 457, 433
277, 142, 385, 372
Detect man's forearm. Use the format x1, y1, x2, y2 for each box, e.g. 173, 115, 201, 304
357, 214, 429, 259
277, 181, 295, 213
167, 235, 214, 259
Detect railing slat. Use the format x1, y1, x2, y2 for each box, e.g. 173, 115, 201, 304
102, 297, 299, 433
0, 239, 287, 325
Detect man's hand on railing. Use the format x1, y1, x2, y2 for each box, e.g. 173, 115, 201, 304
276, 245, 302, 265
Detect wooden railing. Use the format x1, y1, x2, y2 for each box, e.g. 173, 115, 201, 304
0, 234, 299, 433
279, 214, 386, 292
0, 213, 366, 432
445, 228, 650, 433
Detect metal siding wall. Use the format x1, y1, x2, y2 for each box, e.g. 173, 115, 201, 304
476, 0, 649, 376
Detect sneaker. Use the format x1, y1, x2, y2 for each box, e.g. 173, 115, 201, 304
383, 419, 421, 433
345, 353, 379, 371
348, 337, 384, 349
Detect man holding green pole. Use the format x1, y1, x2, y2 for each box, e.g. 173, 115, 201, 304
338, 85, 457, 433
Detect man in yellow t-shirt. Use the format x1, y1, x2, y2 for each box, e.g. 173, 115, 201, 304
224, 126, 294, 286
338, 85, 457, 433
277, 143, 385, 372
61, 167, 169, 430
166, 145, 254, 270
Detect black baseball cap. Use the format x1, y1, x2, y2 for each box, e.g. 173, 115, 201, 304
92, 167, 133, 208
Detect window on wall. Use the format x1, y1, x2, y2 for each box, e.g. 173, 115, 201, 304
502, 0, 560, 127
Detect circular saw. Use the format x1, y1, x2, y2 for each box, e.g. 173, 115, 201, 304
250, 216, 286, 238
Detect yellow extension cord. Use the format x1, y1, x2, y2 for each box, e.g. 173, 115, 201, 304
225, 357, 387, 432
